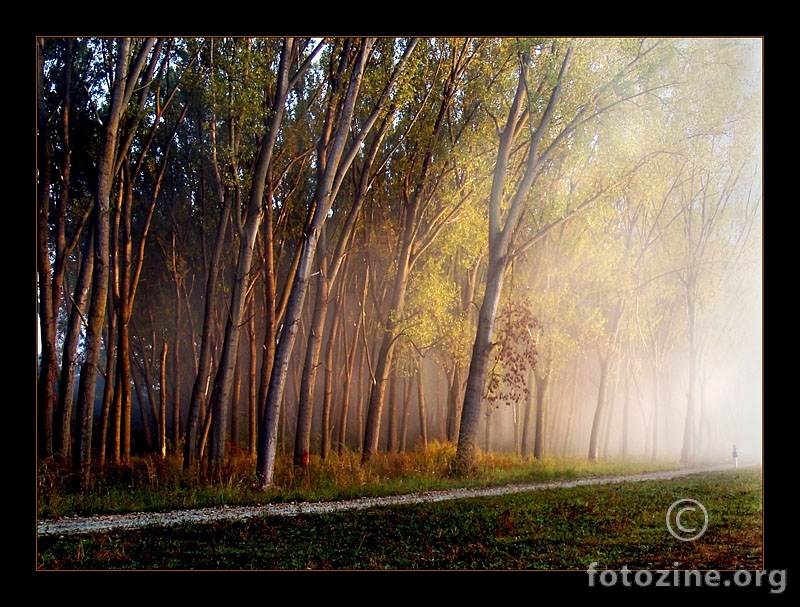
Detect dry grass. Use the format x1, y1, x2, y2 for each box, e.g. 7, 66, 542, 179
37, 441, 684, 518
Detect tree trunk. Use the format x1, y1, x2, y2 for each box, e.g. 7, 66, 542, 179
132, 369, 152, 453
321, 293, 342, 459
356, 346, 366, 453
111, 39, 176, 465
208, 219, 261, 466
533, 369, 549, 459
49, 39, 81, 460
520, 367, 534, 457
36, 37, 56, 459
484, 406, 492, 453
562, 361, 579, 457
114, 180, 135, 464
139, 329, 162, 448
400, 373, 413, 452
294, 229, 330, 467
601, 368, 620, 459
169, 231, 183, 452
337, 274, 365, 454
621, 367, 630, 458
209, 39, 297, 471
231, 341, 242, 451
117, 305, 134, 463
259, 216, 319, 479
446, 364, 460, 443
249, 312, 259, 457
417, 358, 428, 449
56, 227, 94, 460
455, 256, 505, 473
259, 38, 377, 488
455, 48, 574, 475
294, 100, 389, 465
361, 211, 414, 464
257, 192, 299, 429
650, 345, 661, 461
588, 353, 612, 462
387, 370, 401, 454
73, 38, 137, 490
588, 293, 625, 462
183, 186, 233, 471
98, 308, 117, 467
681, 278, 698, 465
198, 391, 213, 465
159, 340, 168, 458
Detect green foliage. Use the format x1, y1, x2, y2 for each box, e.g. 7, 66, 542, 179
400, 255, 463, 355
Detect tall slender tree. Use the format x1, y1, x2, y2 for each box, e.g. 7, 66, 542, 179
292, 62, 408, 466
361, 37, 482, 464
258, 37, 421, 487
111, 39, 190, 463
72, 38, 158, 489
207, 38, 318, 469
455, 38, 671, 473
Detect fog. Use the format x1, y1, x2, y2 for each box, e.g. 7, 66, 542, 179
471, 262, 761, 464
303, 222, 763, 466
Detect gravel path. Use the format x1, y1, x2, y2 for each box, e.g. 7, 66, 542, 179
37, 464, 740, 538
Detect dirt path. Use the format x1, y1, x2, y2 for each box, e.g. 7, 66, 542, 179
37, 463, 744, 538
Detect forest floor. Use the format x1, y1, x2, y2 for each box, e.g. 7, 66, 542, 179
37, 462, 749, 538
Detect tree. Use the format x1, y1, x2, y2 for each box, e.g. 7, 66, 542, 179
585, 205, 637, 462
291, 39, 415, 466
674, 151, 761, 464
361, 37, 484, 464
336, 260, 369, 454
630, 163, 688, 461
179, 37, 241, 472
631, 38, 762, 463
38, 38, 95, 461
484, 294, 541, 454
110, 38, 190, 463
71, 38, 158, 489
258, 38, 419, 488
36, 38, 58, 458
512, 232, 583, 458
206, 38, 321, 470
455, 41, 575, 474
36, 37, 760, 490
454, 38, 672, 474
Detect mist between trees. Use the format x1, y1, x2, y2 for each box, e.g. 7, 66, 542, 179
36, 37, 762, 491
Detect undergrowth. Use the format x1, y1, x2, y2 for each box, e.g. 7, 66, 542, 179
37, 440, 690, 519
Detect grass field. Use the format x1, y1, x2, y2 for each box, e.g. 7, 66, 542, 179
36, 453, 762, 571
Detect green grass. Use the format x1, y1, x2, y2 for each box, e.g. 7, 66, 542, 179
36, 448, 762, 571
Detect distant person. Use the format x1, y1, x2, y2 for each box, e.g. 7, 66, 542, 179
732, 444, 739, 468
